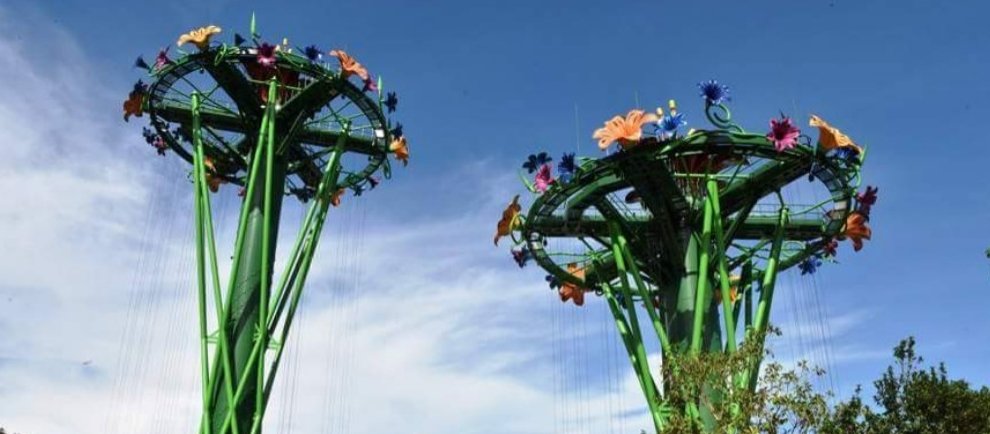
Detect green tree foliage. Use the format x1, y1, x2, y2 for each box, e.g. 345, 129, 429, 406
659, 327, 833, 434
655, 335, 990, 434
820, 337, 990, 434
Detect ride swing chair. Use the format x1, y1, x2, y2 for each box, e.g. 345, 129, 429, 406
495, 81, 878, 433
123, 19, 408, 434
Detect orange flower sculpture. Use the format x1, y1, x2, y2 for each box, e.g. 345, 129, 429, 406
204, 157, 223, 192
558, 263, 586, 306
389, 136, 409, 166
329, 49, 370, 81
842, 211, 872, 251
593, 110, 658, 150
177, 25, 222, 51
493, 195, 522, 246
714, 275, 741, 304
809, 115, 863, 154
123, 92, 144, 121
330, 188, 345, 207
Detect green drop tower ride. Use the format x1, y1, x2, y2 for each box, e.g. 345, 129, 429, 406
496, 85, 876, 432
124, 20, 408, 434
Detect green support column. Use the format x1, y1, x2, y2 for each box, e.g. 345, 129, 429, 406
746, 207, 789, 391
209, 84, 288, 434
671, 233, 700, 352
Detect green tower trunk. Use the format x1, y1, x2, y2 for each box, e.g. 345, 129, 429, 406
209, 156, 288, 434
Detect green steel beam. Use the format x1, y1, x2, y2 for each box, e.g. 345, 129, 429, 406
746, 207, 789, 391
609, 221, 672, 355
526, 214, 825, 241
707, 180, 737, 354
601, 281, 665, 433
155, 103, 377, 154
690, 188, 715, 355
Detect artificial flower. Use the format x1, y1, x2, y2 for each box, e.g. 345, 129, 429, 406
256, 43, 277, 69
657, 113, 686, 139
833, 146, 860, 163
330, 188, 345, 207
558, 152, 576, 183
132, 80, 148, 95
842, 211, 872, 251
329, 49, 370, 81
134, 56, 149, 70
155, 47, 172, 69
809, 115, 863, 154
856, 185, 878, 218
767, 116, 800, 152
494, 195, 522, 246
655, 100, 686, 140
713, 287, 739, 304
593, 109, 658, 150
362, 75, 378, 93
522, 152, 552, 173
558, 263, 586, 306
799, 255, 823, 275
822, 239, 839, 258
177, 25, 222, 51
203, 157, 223, 192
698, 79, 730, 105
389, 136, 409, 166
123, 80, 147, 121
714, 275, 741, 304
304, 45, 322, 62
385, 92, 398, 113
534, 163, 554, 193
511, 247, 532, 268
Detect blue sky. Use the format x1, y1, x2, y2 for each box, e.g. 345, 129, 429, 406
2, 0, 990, 433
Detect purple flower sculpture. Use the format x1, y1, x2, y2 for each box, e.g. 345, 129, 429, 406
558, 152, 576, 183
534, 163, 554, 193
522, 152, 552, 173
155, 47, 172, 69
304, 45, 322, 62
511, 247, 532, 268
767, 116, 800, 152
698, 80, 730, 105
385, 92, 398, 113
257, 43, 277, 69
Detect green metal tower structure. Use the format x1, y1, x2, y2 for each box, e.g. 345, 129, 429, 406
125, 21, 408, 434
496, 83, 876, 432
